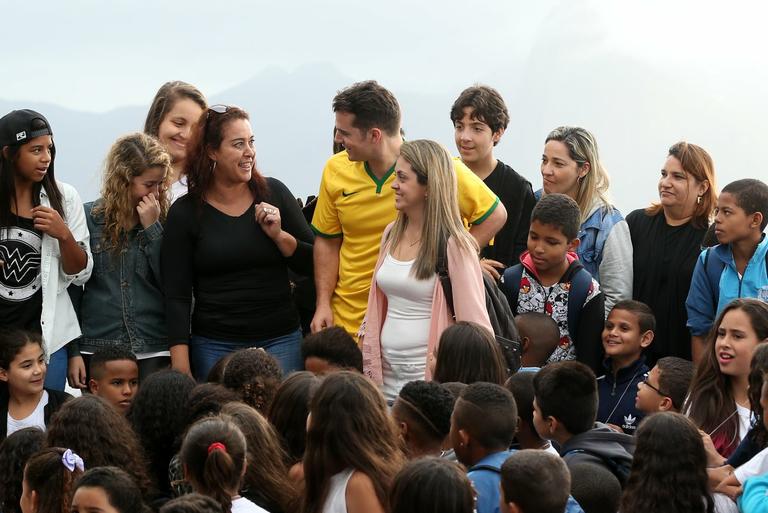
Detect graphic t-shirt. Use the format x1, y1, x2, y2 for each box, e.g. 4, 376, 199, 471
0, 218, 43, 332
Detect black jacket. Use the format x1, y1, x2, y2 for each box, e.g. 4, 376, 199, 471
0, 385, 72, 440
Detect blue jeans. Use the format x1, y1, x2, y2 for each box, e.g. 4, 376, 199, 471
189, 329, 303, 381
44, 346, 68, 391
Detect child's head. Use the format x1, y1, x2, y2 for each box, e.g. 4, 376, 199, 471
636, 357, 693, 414
46, 395, 151, 496
180, 417, 247, 512
505, 371, 544, 449
220, 402, 296, 513
450, 85, 509, 167
267, 371, 322, 464
568, 462, 621, 513
222, 348, 282, 413
304, 371, 404, 513
183, 384, 239, 432
21, 448, 84, 513
391, 380, 454, 458
0, 428, 45, 513
450, 382, 517, 466
128, 369, 196, 492
389, 457, 474, 513
602, 300, 655, 366
621, 412, 712, 512
432, 322, 507, 385
749, 344, 768, 436
144, 81, 207, 166
499, 450, 570, 513
0, 330, 45, 397
71, 466, 149, 513
205, 353, 232, 384
514, 313, 560, 368
88, 346, 139, 415
527, 194, 581, 274
715, 178, 768, 243
159, 494, 224, 513
533, 361, 597, 441
0, 110, 67, 228
97, 132, 172, 250
301, 327, 363, 374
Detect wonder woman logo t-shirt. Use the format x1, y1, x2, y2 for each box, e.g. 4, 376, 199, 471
0, 218, 43, 332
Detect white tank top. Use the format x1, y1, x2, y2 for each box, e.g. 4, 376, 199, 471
376, 253, 436, 402
323, 468, 355, 513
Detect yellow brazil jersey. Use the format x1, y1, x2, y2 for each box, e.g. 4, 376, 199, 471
311, 151, 499, 338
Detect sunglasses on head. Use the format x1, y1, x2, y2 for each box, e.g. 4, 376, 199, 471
205, 104, 232, 121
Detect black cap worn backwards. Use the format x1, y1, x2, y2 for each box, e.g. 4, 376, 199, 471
0, 109, 53, 147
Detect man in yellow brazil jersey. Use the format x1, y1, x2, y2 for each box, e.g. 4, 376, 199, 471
310, 80, 507, 338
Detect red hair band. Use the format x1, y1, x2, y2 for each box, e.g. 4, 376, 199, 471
207, 442, 227, 455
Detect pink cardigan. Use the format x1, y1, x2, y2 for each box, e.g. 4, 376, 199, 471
361, 224, 492, 385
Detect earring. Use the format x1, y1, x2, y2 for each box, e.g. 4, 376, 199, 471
211, 161, 217, 173
697, 195, 702, 205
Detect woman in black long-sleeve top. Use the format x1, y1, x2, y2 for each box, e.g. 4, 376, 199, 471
161, 105, 313, 380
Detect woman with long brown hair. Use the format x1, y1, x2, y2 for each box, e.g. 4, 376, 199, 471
685, 299, 768, 458
626, 141, 716, 363
302, 371, 405, 513
161, 105, 313, 380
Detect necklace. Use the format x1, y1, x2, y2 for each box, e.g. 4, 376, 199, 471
409, 239, 421, 247
603, 367, 642, 425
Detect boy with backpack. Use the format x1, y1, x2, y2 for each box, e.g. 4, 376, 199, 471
500, 193, 605, 373
686, 178, 768, 360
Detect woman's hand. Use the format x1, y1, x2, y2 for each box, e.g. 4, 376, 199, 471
255, 202, 282, 240
136, 194, 161, 228
31, 206, 72, 241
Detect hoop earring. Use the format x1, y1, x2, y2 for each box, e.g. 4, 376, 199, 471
211, 161, 217, 173
697, 195, 702, 205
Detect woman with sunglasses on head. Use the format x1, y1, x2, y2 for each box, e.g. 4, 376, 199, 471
0, 109, 92, 391
144, 81, 207, 202
162, 105, 314, 380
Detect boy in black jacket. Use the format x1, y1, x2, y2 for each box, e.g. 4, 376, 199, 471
533, 361, 634, 486
596, 300, 654, 434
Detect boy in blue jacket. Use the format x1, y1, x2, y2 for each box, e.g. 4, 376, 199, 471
596, 300, 654, 434
686, 178, 768, 361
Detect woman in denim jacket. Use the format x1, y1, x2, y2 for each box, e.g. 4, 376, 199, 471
539, 126, 632, 315
0, 109, 92, 391
68, 133, 172, 388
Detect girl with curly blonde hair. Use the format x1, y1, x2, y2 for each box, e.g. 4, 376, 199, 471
68, 133, 173, 387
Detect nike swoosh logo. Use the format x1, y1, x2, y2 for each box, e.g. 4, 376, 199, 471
342, 190, 359, 197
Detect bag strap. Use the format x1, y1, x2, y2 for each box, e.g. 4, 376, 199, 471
703, 247, 725, 310
504, 264, 524, 315
436, 242, 455, 319
567, 269, 593, 343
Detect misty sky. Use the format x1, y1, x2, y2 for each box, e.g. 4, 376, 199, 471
2, 0, 767, 210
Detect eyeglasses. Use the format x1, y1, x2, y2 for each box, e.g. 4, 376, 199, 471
639, 372, 667, 397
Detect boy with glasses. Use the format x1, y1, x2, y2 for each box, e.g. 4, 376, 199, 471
635, 356, 693, 414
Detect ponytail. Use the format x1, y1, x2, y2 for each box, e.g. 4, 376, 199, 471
181, 417, 247, 513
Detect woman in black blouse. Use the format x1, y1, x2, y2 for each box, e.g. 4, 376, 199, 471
626, 142, 716, 363
161, 105, 313, 380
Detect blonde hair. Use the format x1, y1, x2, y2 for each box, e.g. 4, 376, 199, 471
545, 126, 611, 222
387, 140, 478, 280
94, 133, 171, 251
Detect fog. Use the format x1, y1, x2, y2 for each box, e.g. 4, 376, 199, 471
2, 0, 767, 210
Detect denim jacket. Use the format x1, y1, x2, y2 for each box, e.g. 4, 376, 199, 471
71, 200, 167, 355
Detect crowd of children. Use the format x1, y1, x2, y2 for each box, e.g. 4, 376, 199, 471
1, 76, 768, 513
